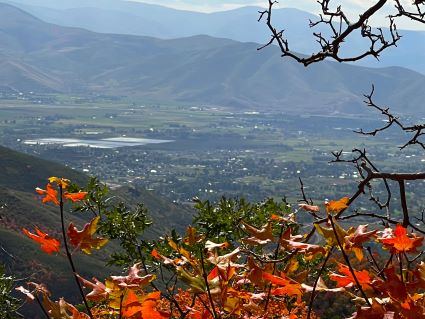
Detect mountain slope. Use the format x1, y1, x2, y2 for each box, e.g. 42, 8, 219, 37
0, 3, 424, 114
4, 0, 425, 74
0, 145, 194, 316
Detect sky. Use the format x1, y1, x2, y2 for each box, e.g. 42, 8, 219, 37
131, 0, 425, 30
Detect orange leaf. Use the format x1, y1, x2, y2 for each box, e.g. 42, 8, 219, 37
64, 191, 88, 202
122, 289, 142, 318
35, 183, 59, 205
207, 266, 219, 281
140, 291, 170, 319
22, 227, 60, 254
378, 224, 423, 254
325, 197, 349, 214
122, 291, 170, 319
329, 264, 372, 291
270, 213, 295, 223
67, 216, 108, 254
183, 225, 204, 245
262, 272, 302, 302
151, 249, 161, 260
240, 221, 274, 241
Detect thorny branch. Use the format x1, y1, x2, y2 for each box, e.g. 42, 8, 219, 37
356, 85, 425, 150
258, 0, 424, 66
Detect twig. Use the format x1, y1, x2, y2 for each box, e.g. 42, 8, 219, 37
329, 216, 371, 306
307, 247, 334, 319
200, 248, 218, 319
59, 186, 94, 319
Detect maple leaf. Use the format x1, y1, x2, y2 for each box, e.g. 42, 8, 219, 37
376, 267, 408, 302
168, 238, 199, 268
67, 216, 108, 254
110, 263, 155, 289
63, 191, 88, 202
314, 217, 348, 247
280, 238, 326, 257
325, 197, 349, 214
121, 291, 169, 319
183, 225, 204, 245
240, 220, 274, 245
60, 299, 91, 319
345, 224, 377, 248
298, 203, 320, 213
48, 176, 70, 189
378, 224, 423, 254
262, 272, 303, 302
76, 274, 108, 301
329, 263, 372, 291
22, 227, 60, 254
35, 183, 59, 205
344, 224, 377, 261
176, 266, 206, 293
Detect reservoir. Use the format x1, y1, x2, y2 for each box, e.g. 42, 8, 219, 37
23, 137, 173, 149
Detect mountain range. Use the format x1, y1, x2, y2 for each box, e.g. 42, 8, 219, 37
0, 3, 424, 115
4, 0, 425, 74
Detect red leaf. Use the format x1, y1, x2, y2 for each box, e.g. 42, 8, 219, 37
64, 191, 88, 202
140, 291, 170, 319
22, 227, 60, 254
35, 183, 59, 205
67, 216, 108, 254
329, 264, 372, 291
122, 291, 170, 319
262, 272, 302, 302
378, 224, 423, 254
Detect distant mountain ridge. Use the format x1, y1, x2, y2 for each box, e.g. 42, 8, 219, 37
3, 0, 425, 74
0, 3, 424, 114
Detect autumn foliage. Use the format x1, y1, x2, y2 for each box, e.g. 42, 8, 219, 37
11, 176, 425, 318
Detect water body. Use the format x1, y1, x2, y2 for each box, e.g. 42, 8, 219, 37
23, 137, 173, 149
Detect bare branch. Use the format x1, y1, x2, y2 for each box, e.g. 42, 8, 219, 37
258, 0, 402, 65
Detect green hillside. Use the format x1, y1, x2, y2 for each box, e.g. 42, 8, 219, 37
0, 145, 86, 192
0, 145, 193, 316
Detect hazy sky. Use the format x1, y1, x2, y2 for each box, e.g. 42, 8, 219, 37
132, 0, 425, 30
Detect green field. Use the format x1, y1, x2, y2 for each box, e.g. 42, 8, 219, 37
1, 94, 423, 210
